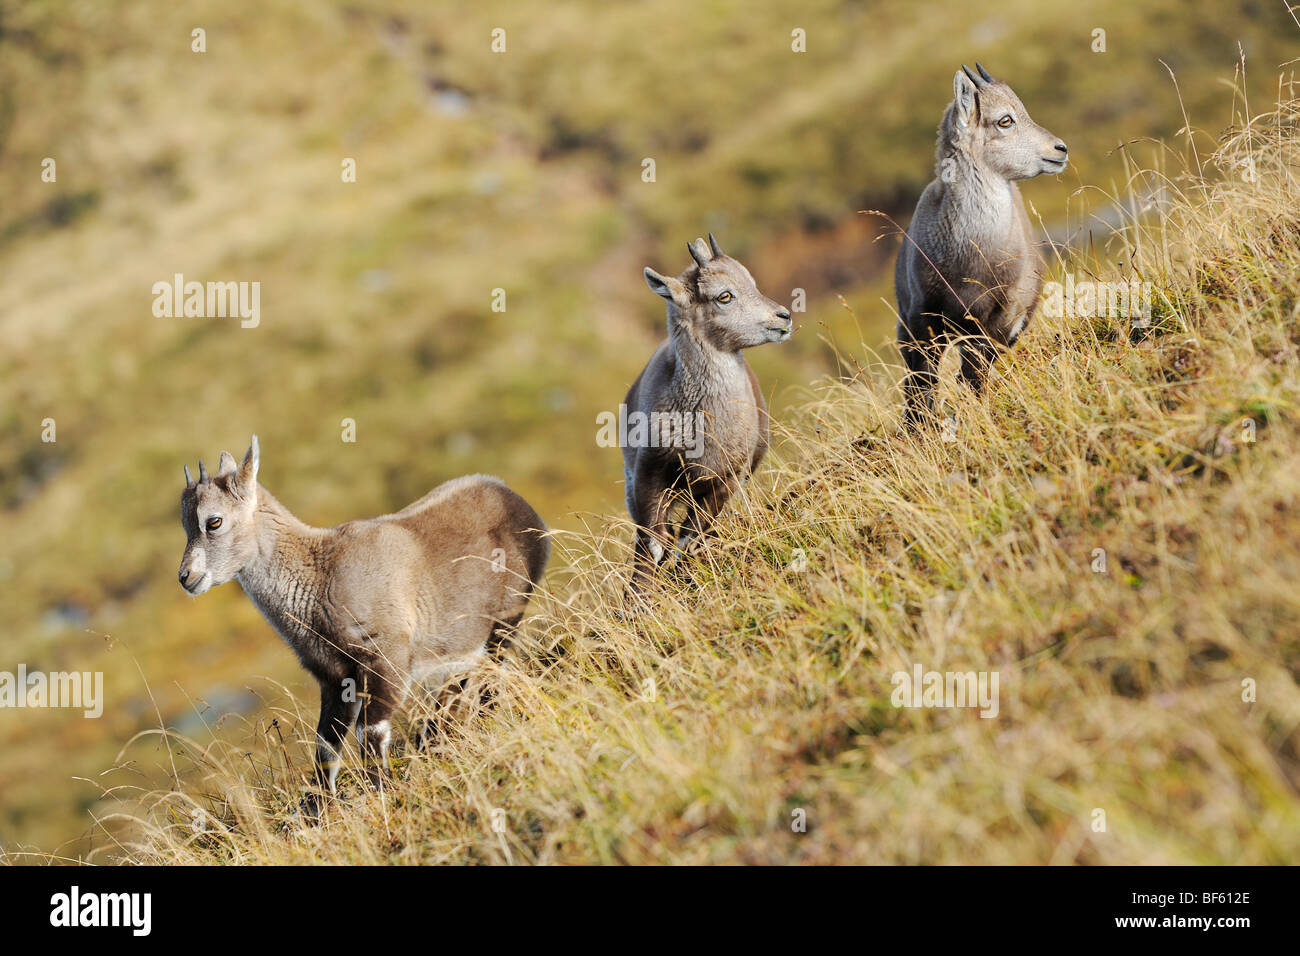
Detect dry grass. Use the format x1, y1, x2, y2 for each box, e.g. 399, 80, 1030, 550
6, 0, 1298, 858
99, 83, 1300, 865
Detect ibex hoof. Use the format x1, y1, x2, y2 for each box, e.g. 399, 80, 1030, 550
616, 590, 654, 619
292, 793, 328, 826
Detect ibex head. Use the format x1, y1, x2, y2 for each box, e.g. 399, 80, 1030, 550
643, 233, 792, 351
178, 435, 260, 595
945, 63, 1067, 181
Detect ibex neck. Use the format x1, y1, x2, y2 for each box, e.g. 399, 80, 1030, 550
236, 486, 329, 644
667, 311, 747, 395
936, 146, 1017, 237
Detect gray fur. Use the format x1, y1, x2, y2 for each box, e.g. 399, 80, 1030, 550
895, 63, 1068, 426
624, 235, 791, 593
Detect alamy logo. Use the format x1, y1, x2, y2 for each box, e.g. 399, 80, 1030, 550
595, 404, 707, 459
1040, 273, 1152, 322
0, 665, 102, 718
152, 273, 260, 328
50, 886, 151, 936
891, 664, 1000, 718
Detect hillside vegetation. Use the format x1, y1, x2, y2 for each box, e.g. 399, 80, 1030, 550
119, 84, 1300, 864
0, 0, 1297, 859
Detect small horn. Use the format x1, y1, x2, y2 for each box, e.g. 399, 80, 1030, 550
961, 64, 983, 88
687, 239, 709, 269
184, 465, 195, 488
975, 62, 994, 84
707, 232, 724, 258
198, 459, 208, 482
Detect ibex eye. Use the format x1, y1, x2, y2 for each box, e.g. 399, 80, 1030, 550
716, 291, 733, 303
206, 516, 223, 532
997, 115, 1014, 128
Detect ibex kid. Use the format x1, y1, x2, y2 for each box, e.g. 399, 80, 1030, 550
894, 63, 1068, 427
177, 436, 549, 815
622, 234, 792, 592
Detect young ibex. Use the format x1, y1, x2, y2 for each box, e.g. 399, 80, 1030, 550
895, 63, 1068, 427
177, 436, 549, 814
623, 234, 792, 589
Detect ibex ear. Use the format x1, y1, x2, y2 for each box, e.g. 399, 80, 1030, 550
953, 69, 978, 127
237, 435, 259, 489
644, 267, 686, 304
217, 451, 238, 477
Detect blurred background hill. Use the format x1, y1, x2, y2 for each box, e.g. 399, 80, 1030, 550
0, 0, 1295, 856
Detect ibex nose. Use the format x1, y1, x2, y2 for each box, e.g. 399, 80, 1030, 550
179, 569, 191, 586
1054, 142, 1068, 155
776, 307, 792, 321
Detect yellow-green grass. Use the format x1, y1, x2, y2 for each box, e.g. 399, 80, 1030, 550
0, 0, 1296, 857
103, 88, 1300, 864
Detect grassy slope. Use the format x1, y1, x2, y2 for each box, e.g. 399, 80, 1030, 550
124, 85, 1300, 864
0, 0, 1296, 857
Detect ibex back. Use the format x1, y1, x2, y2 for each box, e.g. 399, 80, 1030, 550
895, 63, 1067, 427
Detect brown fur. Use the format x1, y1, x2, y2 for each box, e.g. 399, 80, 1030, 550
177, 436, 549, 814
